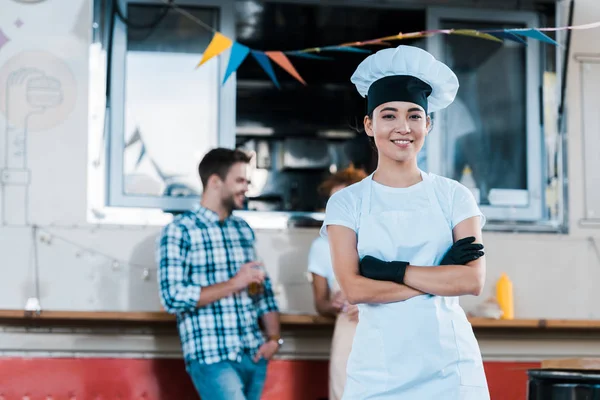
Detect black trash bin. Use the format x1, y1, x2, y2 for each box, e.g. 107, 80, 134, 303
527, 369, 600, 400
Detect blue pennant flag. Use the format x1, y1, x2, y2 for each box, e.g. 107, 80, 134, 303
505, 28, 558, 45
223, 42, 250, 84
321, 46, 372, 53
285, 51, 334, 60
251, 51, 280, 89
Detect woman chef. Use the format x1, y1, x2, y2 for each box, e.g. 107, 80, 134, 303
321, 45, 490, 399
307, 166, 367, 400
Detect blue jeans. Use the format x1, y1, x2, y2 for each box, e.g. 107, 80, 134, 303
187, 354, 268, 400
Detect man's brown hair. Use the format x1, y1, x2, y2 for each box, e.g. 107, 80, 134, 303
198, 148, 251, 188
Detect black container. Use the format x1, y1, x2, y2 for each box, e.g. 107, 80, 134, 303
527, 369, 600, 400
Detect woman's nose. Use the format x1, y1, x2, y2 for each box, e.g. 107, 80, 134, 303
393, 119, 411, 133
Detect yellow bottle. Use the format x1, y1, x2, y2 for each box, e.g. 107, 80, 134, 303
496, 273, 514, 320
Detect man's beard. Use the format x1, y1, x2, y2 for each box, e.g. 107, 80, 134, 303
222, 192, 243, 212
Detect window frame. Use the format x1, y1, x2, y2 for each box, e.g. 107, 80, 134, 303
426, 6, 546, 224
106, 0, 236, 210
575, 53, 600, 228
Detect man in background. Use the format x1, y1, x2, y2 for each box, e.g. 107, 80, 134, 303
156, 148, 281, 400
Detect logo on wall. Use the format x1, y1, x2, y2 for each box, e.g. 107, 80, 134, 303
0, 50, 76, 132
0, 50, 77, 225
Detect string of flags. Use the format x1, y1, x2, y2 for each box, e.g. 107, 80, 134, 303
195, 20, 600, 88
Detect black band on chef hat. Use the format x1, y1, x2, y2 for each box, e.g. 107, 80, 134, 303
366, 75, 433, 115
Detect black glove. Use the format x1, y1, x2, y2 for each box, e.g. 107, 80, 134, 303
440, 236, 484, 265
359, 255, 409, 284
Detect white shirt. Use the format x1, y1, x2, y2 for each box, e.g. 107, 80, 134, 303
307, 236, 338, 291
320, 172, 485, 238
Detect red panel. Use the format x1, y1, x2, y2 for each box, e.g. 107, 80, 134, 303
0, 358, 198, 400
485, 361, 541, 400
0, 358, 537, 400
263, 360, 329, 400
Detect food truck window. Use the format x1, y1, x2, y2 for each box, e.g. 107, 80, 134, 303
427, 7, 546, 224
94, 0, 563, 231
102, 0, 235, 211
233, 2, 425, 215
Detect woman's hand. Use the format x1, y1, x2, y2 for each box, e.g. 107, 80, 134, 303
330, 290, 346, 312
359, 256, 409, 283
345, 303, 359, 322
333, 290, 359, 322
403, 217, 487, 297
439, 236, 484, 265
312, 274, 348, 318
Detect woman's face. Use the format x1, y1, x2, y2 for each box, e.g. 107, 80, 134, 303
364, 101, 430, 164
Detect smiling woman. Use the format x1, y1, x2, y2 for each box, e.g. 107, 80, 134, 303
321, 45, 489, 399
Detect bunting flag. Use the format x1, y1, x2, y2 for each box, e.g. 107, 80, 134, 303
223, 42, 250, 84
286, 51, 334, 60
251, 51, 280, 89
265, 51, 307, 85
530, 20, 600, 31
322, 46, 372, 53
182, 18, 600, 88
196, 32, 233, 68
505, 28, 558, 46
487, 31, 527, 45
450, 29, 503, 43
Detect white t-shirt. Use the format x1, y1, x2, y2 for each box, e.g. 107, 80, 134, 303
320, 172, 485, 239
307, 236, 338, 291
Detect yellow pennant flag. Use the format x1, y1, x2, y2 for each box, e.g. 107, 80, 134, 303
451, 29, 503, 43
196, 32, 233, 68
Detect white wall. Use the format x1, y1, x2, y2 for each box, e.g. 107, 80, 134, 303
0, 0, 599, 330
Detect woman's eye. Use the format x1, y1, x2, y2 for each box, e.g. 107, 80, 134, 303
409, 114, 422, 120
382, 114, 395, 119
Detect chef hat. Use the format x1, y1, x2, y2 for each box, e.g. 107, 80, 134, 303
351, 45, 459, 115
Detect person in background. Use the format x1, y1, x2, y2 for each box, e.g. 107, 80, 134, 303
156, 148, 281, 400
308, 165, 367, 400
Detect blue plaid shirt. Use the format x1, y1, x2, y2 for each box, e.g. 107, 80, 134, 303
156, 205, 279, 366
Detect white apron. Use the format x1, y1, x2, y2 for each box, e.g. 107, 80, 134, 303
342, 172, 490, 400
330, 281, 358, 400
330, 311, 358, 400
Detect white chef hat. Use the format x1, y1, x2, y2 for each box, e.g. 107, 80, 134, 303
351, 45, 459, 115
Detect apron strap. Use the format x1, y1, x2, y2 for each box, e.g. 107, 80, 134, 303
358, 174, 374, 233
421, 171, 453, 231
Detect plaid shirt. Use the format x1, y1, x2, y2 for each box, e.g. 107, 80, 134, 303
156, 205, 279, 366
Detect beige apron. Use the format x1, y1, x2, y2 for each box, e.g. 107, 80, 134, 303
329, 284, 358, 400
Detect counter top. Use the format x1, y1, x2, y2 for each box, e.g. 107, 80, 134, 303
1, 309, 600, 331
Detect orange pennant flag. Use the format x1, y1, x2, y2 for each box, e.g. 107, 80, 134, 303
196, 32, 233, 68
265, 51, 306, 85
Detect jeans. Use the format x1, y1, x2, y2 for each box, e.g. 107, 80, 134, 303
187, 353, 268, 400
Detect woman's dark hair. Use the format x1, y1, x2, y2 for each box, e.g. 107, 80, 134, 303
365, 111, 376, 150
198, 148, 251, 188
